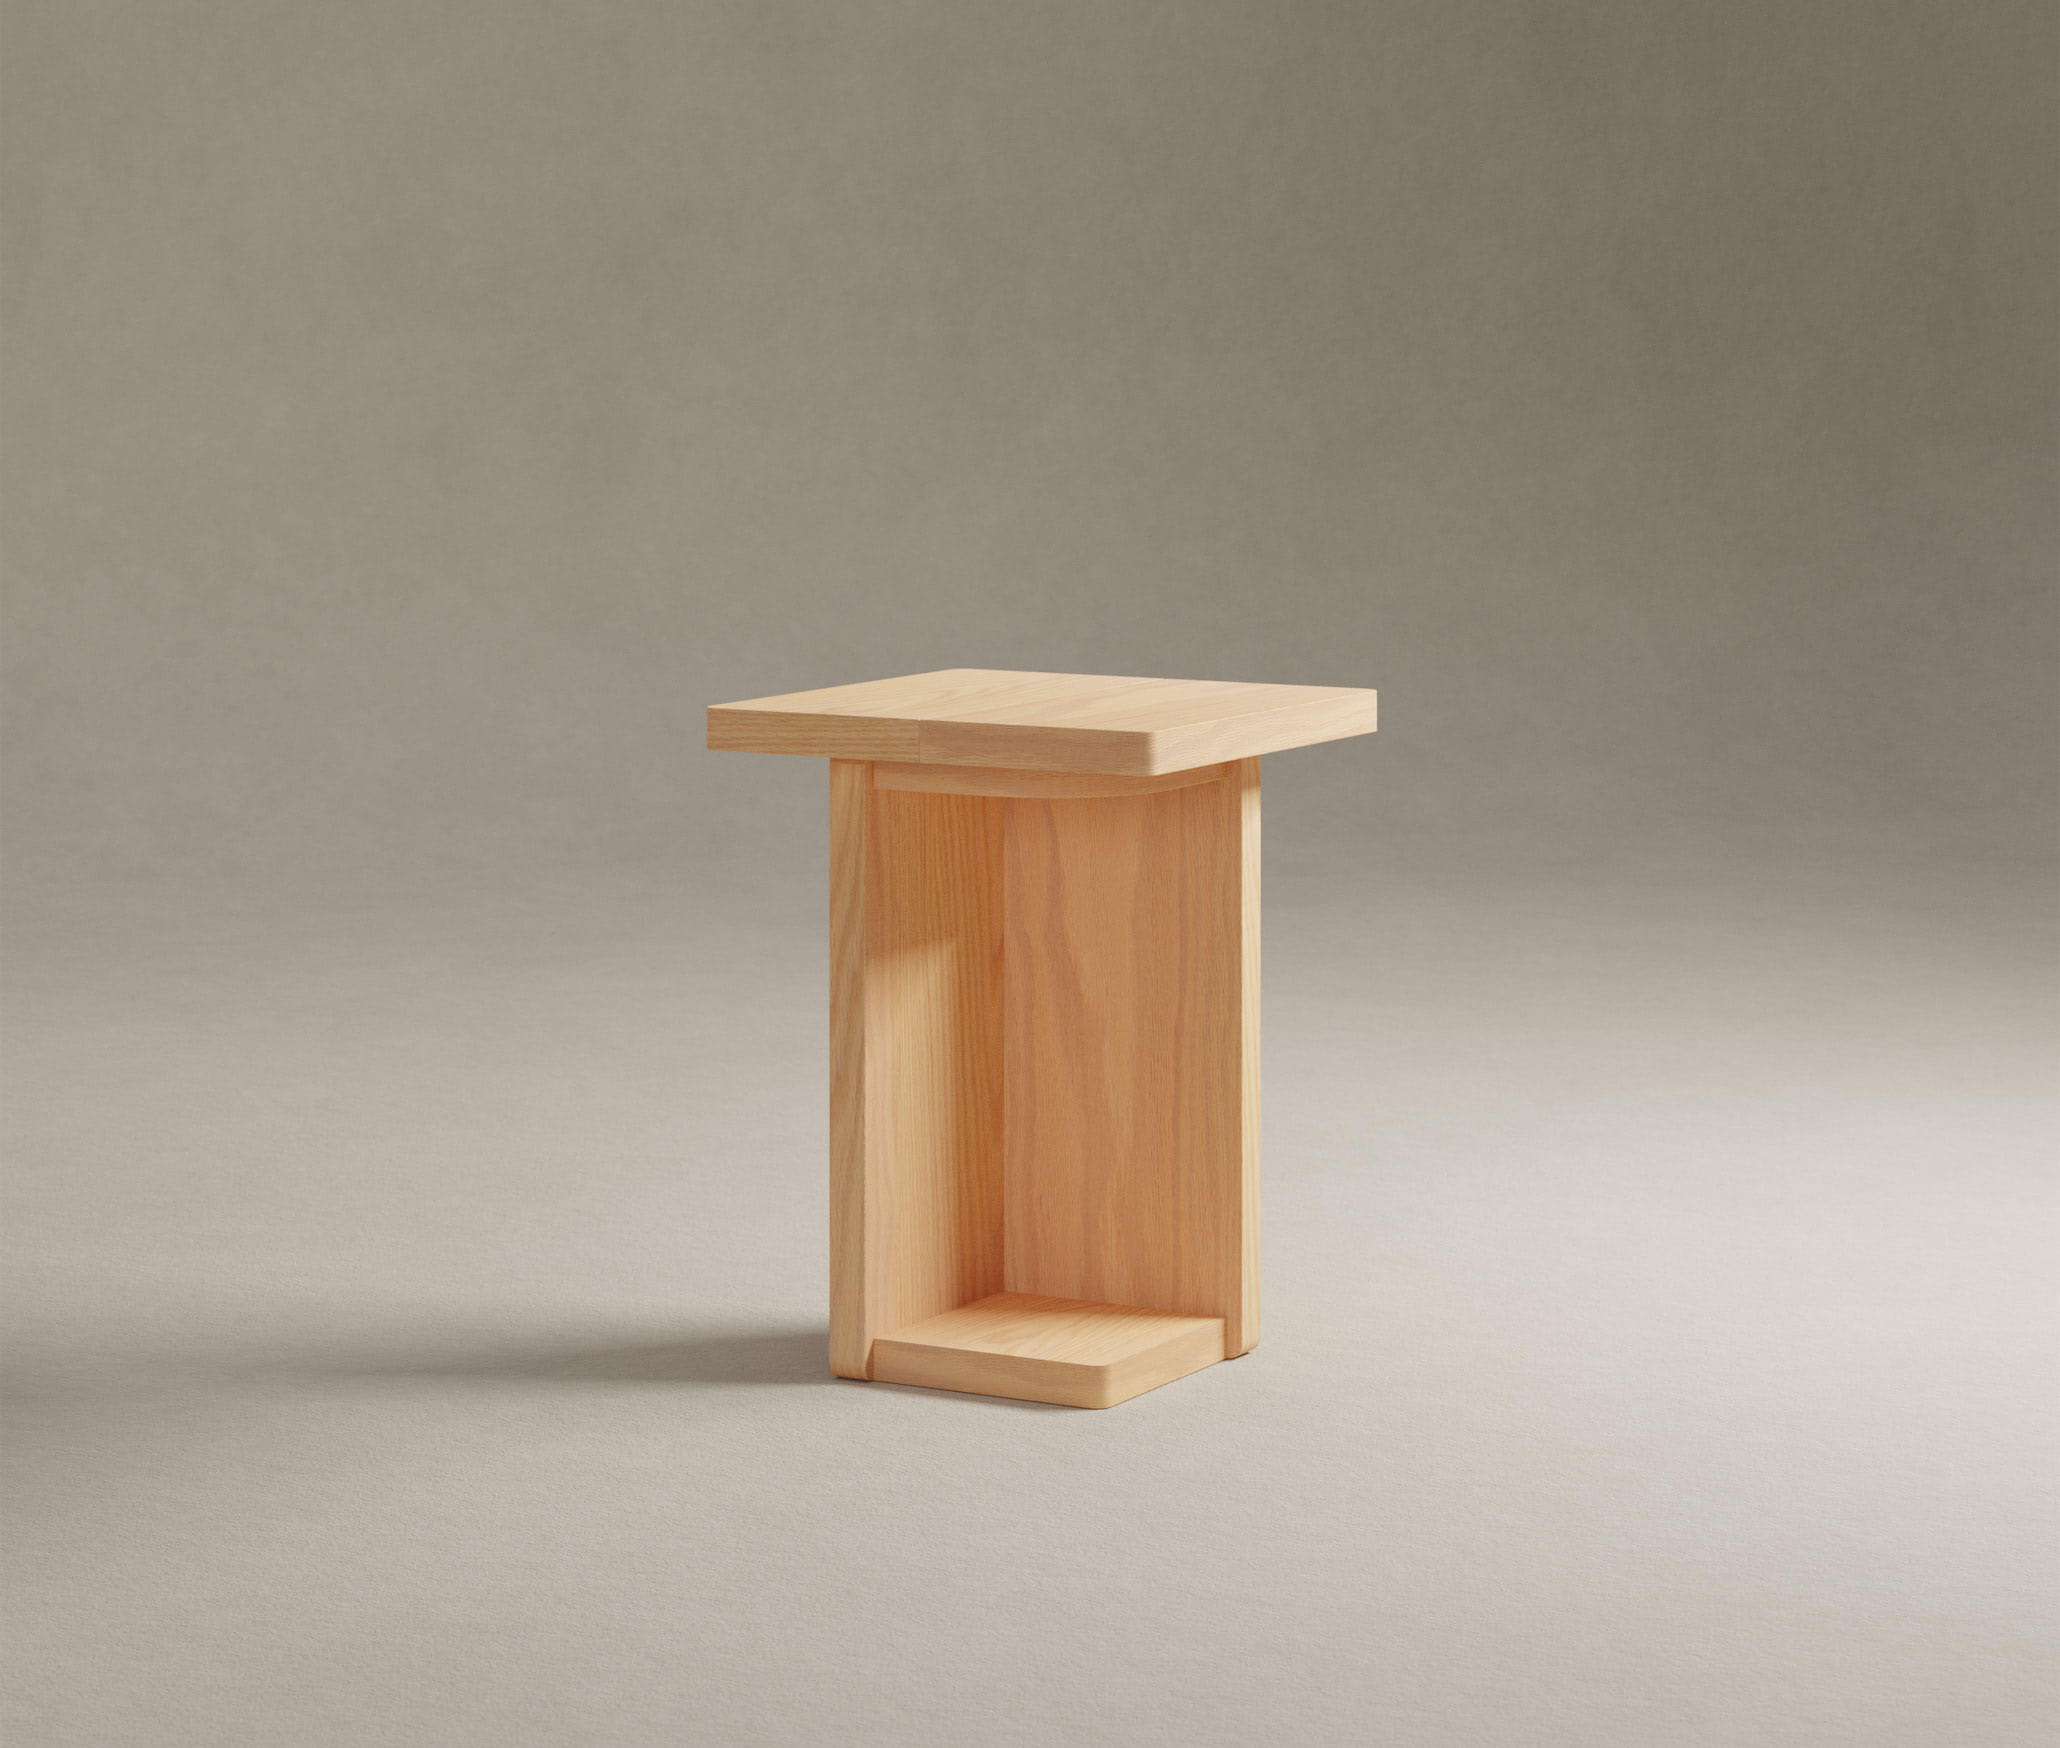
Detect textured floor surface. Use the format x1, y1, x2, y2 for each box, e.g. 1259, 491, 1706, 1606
4, 848, 2053, 1747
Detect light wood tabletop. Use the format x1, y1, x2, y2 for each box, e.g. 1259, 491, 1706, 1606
708, 667, 1377, 775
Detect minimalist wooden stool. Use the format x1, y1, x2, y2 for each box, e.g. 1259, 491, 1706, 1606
709, 670, 1377, 1407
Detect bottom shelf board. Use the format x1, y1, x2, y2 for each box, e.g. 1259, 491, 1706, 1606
868, 1292, 1227, 1409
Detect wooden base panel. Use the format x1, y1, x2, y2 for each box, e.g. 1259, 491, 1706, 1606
867, 1293, 1226, 1409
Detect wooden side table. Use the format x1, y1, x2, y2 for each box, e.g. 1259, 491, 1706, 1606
709, 670, 1377, 1408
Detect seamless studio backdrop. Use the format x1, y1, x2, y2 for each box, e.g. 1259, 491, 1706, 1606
3, 5, 2054, 1747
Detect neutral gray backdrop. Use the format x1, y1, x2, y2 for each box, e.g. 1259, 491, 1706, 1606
4, 4, 2054, 1745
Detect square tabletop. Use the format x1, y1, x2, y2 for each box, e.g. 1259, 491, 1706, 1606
707, 668, 1376, 776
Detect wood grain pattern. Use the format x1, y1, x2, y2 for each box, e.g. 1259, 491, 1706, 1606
712, 708, 918, 763
1000, 761, 1259, 1353
825, 733, 1267, 1402
869, 1292, 1225, 1408
710, 669, 1374, 775
873, 761, 1228, 800
828, 761, 1004, 1378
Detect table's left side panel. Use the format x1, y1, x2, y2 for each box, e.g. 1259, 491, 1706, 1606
829, 760, 1007, 1379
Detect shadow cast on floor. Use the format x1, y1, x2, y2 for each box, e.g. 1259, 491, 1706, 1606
9, 1326, 1072, 1412
260, 1326, 1069, 1408
267, 1326, 839, 1389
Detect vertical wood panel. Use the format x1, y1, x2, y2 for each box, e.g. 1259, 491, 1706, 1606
1001, 763, 1258, 1347
869, 783, 1006, 1333
1231, 756, 1261, 1354
827, 761, 873, 1378
829, 761, 1005, 1379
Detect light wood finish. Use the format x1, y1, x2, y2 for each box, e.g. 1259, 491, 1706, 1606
725, 670, 1371, 1407
829, 761, 1004, 1379
1001, 759, 1259, 1354
1235, 757, 1261, 1350
870, 1293, 1226, 1409
874, 760, 1229, 801
827, 756, 1260, 1389
827, 761, 867, 1377
709, 669, 1376, 775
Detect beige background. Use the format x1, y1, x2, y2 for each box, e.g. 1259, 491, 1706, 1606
4, 4, 2054, 1745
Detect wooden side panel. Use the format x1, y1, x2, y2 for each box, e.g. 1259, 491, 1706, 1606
829, 761, 1005, 1379
1000, 762, 1259, 1349
868, 781, 1007, 1336
1232, 757, 1261, 1353
828, 761, 871, 1377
